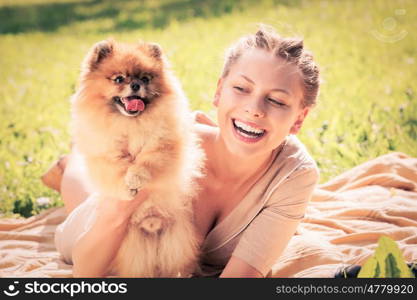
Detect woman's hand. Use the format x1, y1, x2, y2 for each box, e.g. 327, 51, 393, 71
72, 190, 149, 277
192, 110, 217, 127
95, 190, 149, 227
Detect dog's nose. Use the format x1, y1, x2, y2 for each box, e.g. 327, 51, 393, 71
131, 82, 140, 92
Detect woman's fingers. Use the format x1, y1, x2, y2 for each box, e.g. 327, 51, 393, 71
118, 188, 150, 212
95, 189, 150, 224
131, 188, 150, 206
192, 110, 217, 127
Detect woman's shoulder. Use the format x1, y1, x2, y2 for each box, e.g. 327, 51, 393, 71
194, 122, 217, 139
264, 136, 319, 207
192, 113, 218, 151
276, 135, 319, 178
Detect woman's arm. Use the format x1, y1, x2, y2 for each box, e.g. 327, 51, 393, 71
60, 152, 93, 214
225, 166, 319, 277
220, 256, 263, 278
72, 191, 148, 277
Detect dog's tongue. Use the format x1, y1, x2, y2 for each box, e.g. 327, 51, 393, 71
123, 98, 145, 112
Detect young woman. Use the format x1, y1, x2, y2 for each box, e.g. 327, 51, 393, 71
48, 26, 320, 277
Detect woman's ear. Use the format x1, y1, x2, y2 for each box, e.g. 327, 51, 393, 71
213, 78, 223, 107
290, 107, 309, 134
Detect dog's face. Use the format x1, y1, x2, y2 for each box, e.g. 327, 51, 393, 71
79, 40, 167, 117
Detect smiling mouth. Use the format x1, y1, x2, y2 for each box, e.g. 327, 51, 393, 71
232, 119, 266, 139
113, 95, 148, 117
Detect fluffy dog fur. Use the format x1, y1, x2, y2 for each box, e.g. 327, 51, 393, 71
70, 39, 204, 277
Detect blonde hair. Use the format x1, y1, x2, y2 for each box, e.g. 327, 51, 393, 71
221, 26, 320, 108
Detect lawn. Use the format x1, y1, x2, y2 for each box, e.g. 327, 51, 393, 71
0, 0, 416, 217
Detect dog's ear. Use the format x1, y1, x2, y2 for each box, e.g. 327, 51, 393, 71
147, 43, 162, 60
85, 39, 114, 70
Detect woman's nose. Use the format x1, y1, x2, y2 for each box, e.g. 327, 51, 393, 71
244, 98, 265, 118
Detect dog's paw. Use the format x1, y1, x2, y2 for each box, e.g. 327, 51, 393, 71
125, 168, 151, 193
125, 173, 142, 190
122, 171, 144, 200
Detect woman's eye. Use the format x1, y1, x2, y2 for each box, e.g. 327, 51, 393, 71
233, 86, 245, 92
141, 76, 150, 84
268, 98, 285, 107
114, 76, 125, 84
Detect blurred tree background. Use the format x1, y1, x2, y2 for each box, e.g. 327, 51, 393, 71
0, 0, 416, 217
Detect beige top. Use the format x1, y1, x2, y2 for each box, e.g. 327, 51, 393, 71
55, 135, 319, 277
196, 135, 319, 277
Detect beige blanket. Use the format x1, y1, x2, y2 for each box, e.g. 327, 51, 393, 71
1, 152, 416, 277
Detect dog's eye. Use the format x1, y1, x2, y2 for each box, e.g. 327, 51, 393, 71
141, 76, 150, 84
114, 76, 125, 84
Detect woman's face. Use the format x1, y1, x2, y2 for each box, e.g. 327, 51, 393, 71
214, 48, 309, 158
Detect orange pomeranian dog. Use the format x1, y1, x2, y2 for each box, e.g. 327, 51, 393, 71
70, 39, 205, 277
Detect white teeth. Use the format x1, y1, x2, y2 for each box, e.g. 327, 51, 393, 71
238, 130, 259, 139
234, 120, 265, 134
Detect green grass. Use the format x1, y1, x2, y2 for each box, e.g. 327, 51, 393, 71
1, 0, 416, 217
